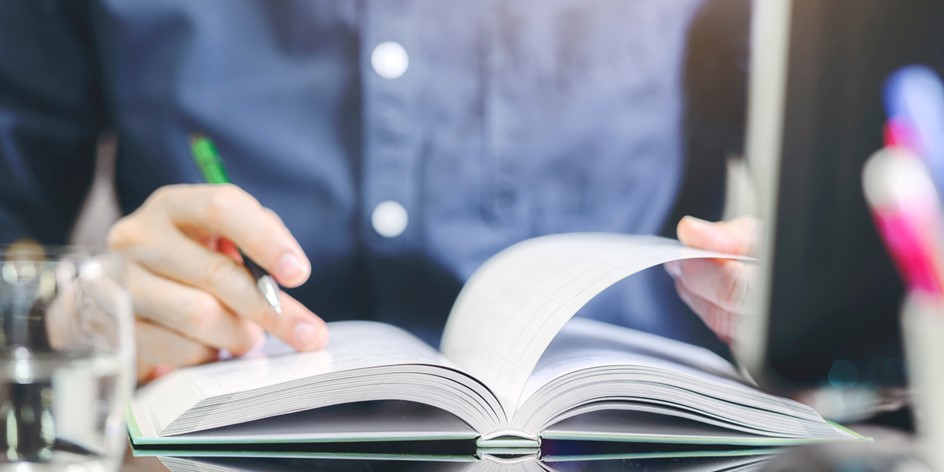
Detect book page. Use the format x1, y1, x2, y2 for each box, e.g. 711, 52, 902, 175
131, 321, 452, 438
440, 234, 750, 413
172, 401, 477, 443
183, 321, 448, 397
518, 318, 744, 406
510, 318, 850, 440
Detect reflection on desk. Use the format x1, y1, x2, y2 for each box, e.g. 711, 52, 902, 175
131, 454, 773, 472
123, 429, 926, 472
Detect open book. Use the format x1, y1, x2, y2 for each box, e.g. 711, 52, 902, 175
128, 234, 860, 456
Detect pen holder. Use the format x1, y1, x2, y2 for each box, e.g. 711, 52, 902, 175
902, 293, 944, 469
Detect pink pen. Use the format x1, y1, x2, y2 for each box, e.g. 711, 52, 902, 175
862, 146, 944, 295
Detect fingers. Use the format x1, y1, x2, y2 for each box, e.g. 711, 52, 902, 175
111, 183, 328, 379
671, 216, 761, 343
135, 319, 218, 380
673, 278, 736, 344
665, 259, 756, 313
149, 184, 311, 287
677, 216, 758, 255
129, 264, 265, 356
216, 237, 243, 263
129, 230, 327, 352
138, 363, 175, 385
278, 294, 330, 350
110, 184, 328, 353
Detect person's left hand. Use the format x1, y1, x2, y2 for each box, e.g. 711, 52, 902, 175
665, 216, 759, 344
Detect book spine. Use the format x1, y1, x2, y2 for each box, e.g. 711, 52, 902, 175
476, 431, 540, 449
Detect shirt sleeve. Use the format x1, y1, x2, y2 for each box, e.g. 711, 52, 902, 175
0, 0, 104, 244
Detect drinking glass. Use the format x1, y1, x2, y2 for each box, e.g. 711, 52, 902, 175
0, 244, 134, 471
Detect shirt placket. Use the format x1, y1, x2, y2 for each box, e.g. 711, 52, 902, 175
361, 0, 419, 253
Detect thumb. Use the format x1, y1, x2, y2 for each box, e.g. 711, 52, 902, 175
677, 216, 758, 255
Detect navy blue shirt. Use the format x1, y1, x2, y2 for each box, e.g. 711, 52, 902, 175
0, 0, 741, 349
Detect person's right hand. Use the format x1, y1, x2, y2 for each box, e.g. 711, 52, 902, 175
107, 184, 328, 383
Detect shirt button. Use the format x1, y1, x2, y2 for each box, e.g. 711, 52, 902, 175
371, 201, 409, 238
371, 41, 409, 79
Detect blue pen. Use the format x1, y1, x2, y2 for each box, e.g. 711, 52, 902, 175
884, 66, 944, 200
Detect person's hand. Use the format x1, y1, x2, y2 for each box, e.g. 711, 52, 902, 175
665, 216, 759, 344
107, 184, 328, 383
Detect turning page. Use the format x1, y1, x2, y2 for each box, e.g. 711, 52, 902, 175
440, 234, 750, 412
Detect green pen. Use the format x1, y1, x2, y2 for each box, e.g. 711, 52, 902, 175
190, 134, 283, 315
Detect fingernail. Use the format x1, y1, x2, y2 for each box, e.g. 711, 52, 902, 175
664, 261, 682, 277
293, 323, 322, 351
277, 253, 309, 283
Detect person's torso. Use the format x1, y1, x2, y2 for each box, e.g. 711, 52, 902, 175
89, 0, 704, 343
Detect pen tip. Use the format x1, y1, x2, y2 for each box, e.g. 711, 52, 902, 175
258, 276, 283, 315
